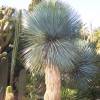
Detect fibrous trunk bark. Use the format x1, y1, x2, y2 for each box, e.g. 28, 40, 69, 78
44, 66, 61, 100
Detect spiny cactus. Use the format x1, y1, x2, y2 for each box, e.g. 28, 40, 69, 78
0, 6, 15, 61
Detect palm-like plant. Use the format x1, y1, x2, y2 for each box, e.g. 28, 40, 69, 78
19, 1, 98, 100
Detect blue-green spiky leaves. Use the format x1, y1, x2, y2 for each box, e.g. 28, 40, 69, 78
64, 41, 98, 89
20, 1, 81, 72
19, 1, 98, 89
22, 1, 81, 40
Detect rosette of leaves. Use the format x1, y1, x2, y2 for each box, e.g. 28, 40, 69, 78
63, 40, 98, 89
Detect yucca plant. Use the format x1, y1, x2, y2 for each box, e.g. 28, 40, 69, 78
19, 1, 98, 100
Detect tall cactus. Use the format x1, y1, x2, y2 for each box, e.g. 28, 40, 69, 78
0, 6, 16, 99
0, 7, 15, 60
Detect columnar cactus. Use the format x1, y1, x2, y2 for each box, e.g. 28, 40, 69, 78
0, 7, 15, 61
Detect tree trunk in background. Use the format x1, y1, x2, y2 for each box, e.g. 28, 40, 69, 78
18, 69, 26, 100
0, 60, 9, 100
44, 66, 61, 100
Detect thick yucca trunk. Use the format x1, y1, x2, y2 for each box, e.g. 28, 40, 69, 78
44, 66, 61, 100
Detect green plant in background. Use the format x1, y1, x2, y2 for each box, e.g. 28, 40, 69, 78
94, 28, 100, 54
25, 73, 45, 100
25, 73, 37, 99
61, 87, 77, 100
28, 0, 42, 11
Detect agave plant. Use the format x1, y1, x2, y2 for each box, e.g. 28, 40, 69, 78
19, 1, 98, 100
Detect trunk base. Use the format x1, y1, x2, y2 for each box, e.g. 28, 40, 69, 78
44, 66, 61, 100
